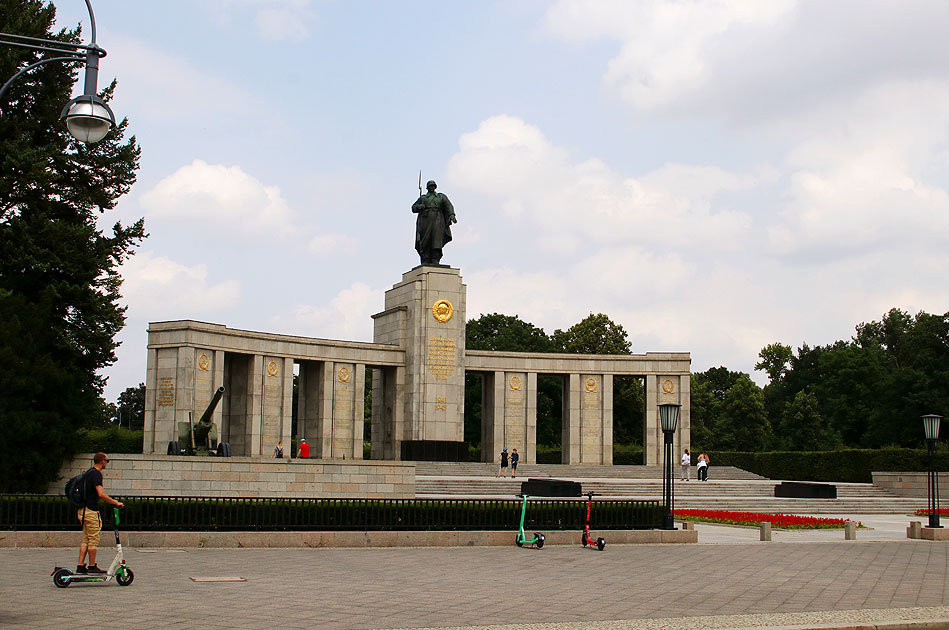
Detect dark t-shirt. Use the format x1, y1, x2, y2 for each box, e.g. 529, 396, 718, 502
511, 452, 519, 466
84, 467, 102, 511
500, 452, 508, 466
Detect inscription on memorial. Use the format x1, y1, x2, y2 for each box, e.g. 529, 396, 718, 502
427, 336, 456, 380
261, 360, 282, 447
158, 377, 175, 407
435, 396, 447, 411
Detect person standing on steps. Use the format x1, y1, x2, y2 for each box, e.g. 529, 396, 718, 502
76, 452, 124, 575
680, 448, 691, 481
510, 448, 519, 478
697, 450, 709, 481
496, 448, 509, 478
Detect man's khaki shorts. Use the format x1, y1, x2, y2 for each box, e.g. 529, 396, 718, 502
77, 508, 101, 549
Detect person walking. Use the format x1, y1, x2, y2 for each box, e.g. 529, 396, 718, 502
76, 453, 124, 575
680, 448, 691, 481
496, 448, 509, 478
510, 448, 519, 478
274, 441, 284, 458
297, 438, 309, 459
697, 450, 710, 481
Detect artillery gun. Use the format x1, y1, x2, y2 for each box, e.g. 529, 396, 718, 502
167, 386, 231, 456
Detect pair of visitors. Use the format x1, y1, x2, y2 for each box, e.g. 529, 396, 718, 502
496, 448, 520, 477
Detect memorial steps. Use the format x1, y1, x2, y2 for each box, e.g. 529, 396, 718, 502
412, 463, 922, 514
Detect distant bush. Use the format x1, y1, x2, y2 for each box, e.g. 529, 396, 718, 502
613, 443, 643, 465
712, 447, 949, 483
76, 427, 143, 454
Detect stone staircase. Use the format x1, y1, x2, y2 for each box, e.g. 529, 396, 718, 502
413, 463, 923, 514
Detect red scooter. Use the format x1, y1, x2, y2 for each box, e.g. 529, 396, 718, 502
580, 491, 606, 551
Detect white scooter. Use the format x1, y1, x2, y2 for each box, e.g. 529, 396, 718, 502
52, 507, 134, 587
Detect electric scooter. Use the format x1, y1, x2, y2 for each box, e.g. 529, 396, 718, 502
52, 507, 134, 587
514, 494, 545, 548
580, 491, 606, 551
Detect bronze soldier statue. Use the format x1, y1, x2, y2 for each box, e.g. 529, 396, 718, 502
412, 180, 457, 265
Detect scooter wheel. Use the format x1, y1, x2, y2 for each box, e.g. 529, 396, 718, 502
53, 568, 71, 588
534, 534, 545, 549
116, 568, 134, 586
515, 536, 523, 547
596, 537, 606, 551
581, 534, 588, 546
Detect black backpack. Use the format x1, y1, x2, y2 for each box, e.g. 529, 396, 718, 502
64, 469, 90, 508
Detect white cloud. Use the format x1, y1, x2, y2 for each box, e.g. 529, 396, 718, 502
140, 159, 296, 238
307, 233, 359, 256
119, 251, 241, 316
446, 115, 757, 252
768, 81, 949, 259
199, 0, 317, 41
98, 36, 249, 121
275, 283, 381, 341
543, 0, 796, 110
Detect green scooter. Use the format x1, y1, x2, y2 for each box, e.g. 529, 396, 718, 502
514, 494, 545, 548
52, 507, 134, 587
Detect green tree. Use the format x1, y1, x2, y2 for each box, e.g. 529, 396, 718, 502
775, 390, 841, 451
114, 383, 145, 430
466, 313, 555, 353
0, 1, 144, 492
552, 313, 632, 354
719, 374, 771, 451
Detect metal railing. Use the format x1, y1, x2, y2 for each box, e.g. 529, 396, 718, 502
1, 495, 664, 532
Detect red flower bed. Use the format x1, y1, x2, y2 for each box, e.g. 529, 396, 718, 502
914, 508, 949, 516
674, 509, 860, 529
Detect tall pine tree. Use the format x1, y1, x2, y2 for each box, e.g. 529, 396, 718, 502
0, 0, 144, 491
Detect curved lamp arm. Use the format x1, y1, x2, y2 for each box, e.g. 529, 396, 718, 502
0, 0, 115, 143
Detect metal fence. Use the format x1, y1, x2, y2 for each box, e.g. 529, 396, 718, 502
1, 495, 664, 532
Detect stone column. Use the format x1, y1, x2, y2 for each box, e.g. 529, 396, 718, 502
645, 375, 659, 465
330, 362, 356, 459
280, 357, 294, 451
563, 373, 581, 464
316, 361, 335, 458
526, 372, 538, 464
659, 375, 688, 456
352, 363, 366, 459
143, 347, 158, 454
248, 354, 264, 456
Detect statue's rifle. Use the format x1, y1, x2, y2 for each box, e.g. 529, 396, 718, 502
418, 170, 422, 196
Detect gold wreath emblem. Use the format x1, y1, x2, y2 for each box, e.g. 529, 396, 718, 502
267, 360, 279, 377
662, 378, 675, 394
509, 376, 521, 391
198, 353, 210, 371
585, 377, 598, 392
338, 366, 350, 382
432, 299, 454, 323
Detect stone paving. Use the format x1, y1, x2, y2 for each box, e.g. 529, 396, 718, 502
2, 518, 949, 630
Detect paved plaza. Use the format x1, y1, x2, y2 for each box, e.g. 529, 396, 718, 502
2, 516, 949, 630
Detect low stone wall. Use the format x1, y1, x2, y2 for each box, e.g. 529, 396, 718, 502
49, 454, 415, 498
873, 471, 949, 499
0, 529, 696, 548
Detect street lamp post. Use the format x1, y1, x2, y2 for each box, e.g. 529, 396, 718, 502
923, 413, 943, 529
0, 0, 116, 143
659, 403, 681, 531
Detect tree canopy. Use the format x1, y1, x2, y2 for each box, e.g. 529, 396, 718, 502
0, 0, 144, 492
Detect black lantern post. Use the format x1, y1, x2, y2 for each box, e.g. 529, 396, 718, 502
0, 0, 116, 143
923, 413, 943, 529
659, 403, 681, 530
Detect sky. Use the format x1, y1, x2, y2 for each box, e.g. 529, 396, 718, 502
49, 0, 949, 403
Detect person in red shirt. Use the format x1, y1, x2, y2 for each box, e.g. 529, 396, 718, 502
297, 438, 309, 459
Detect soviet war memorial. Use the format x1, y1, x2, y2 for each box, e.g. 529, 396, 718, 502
3, 1, 949, 629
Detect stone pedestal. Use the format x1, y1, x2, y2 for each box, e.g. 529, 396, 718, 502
373, 266, 466, 458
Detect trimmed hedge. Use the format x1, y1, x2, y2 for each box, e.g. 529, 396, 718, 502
76, 427, 144, 454
712, 448, 949, 483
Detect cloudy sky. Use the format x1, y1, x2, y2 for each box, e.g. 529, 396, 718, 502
52, 0, 949, 402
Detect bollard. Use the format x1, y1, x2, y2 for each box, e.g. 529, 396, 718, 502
844, 521, 857, 540
907, 521, 922, 539
679, 522, 695, 531
760, 521, 771, 541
